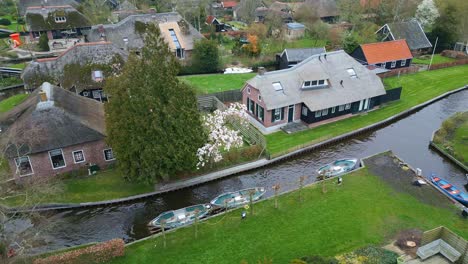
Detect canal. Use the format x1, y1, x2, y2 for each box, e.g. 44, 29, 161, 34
7, 90, 468, 255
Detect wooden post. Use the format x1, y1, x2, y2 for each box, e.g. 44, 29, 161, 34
322, 174, 327, 194
161, 219, 166, 249
272, 184, 280, 209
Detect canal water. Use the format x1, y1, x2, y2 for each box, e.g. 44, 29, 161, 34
7, 90, 468, 255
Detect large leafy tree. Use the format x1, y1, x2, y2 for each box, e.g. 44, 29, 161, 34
192, 39, 220, 73
429, 3, 460, 52
105, 24, 206, 183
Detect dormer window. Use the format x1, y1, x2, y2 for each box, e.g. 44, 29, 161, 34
302, 80, 328, 89
55, 16, 66, 23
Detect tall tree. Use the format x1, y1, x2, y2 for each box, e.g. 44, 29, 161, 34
192, 39, 220, 73
38, 33, 49, 52
415, 0, 439, 30
104, 24, 206, 183
429, 3, 460, 52
79, 0, 111, 24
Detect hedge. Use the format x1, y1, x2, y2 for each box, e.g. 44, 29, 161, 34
33, 239, 125, 264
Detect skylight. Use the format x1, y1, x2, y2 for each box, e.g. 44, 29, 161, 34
169, 29, 181, 49
347, 68, 357, 78
272, 82, 283, 91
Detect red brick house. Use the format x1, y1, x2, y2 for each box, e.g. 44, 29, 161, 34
241, 50, 387, 133
0, 83, 114, 179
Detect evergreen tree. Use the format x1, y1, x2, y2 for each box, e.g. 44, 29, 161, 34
104, 24, 206, 183
192, 39, 220, 73
38, 34, 49, 52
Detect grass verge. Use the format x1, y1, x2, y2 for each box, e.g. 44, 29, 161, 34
0, 93, 28, 113
180, 73, 255, 94
266, 65, 468, 156
412, 54, 456, 65
433, 112, 468, 166
108, 167, 467, 264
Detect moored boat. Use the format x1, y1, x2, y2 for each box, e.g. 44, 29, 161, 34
317, 159, 358, 178
431, 175, 468, 206
148, 204, 212, 229
210, 187, 266, 208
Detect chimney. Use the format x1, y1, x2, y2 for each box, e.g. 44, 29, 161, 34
324, 54, 327, 60
39, 91, 47, 102
258, 67, 266, 75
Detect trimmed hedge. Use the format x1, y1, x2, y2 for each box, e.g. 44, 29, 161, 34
0, 18, 11, 26
33, 239, 125, 264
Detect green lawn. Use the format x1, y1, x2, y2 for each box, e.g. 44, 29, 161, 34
9, 62, 26, 69
433, 112, 468, 166
0, 15, 20, 32
180, 73, 255, 94
266, 65, 468, 156
2, 169, 153, 207
0, 93, 28, 113
108, 168, 467, 264
412, 54, 456, 65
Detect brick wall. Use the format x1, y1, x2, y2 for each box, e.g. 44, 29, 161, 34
9, 139, 115, 178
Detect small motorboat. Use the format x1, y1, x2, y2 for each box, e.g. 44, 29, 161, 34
431, 175, 468, 206
148, 204, 212, 229
317, 159, 358, 178
210, 187, 266, 208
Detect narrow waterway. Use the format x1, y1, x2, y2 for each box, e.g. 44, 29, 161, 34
8, 90, 468, 255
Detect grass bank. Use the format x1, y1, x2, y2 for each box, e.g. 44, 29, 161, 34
2, 169, 153, 207
266, 65, 468, 156
180, 73, 255, 94
412, 54, 456, 65
433, 111, 468, 167
108, 167, 467, 264
0, 93, 28, 113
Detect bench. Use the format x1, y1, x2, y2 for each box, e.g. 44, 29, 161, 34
417, 239, 462, 262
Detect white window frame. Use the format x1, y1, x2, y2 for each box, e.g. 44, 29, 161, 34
258, 95, 262, 101
338, 105, 345, 112
322, 108, 328, 116
315, 110, 321, 118
302, 105, 308, 116
331, 107, 336, 114
303, 81, 311, 87
274, 108, 281, 122
345, 103, 351, 110
400, 60, 406, 67
49, 149, 66, 169
390, 61, 396, 68
247, 87, 251, 94
54, 16, 66, 23
103, 148, 115, 161
14, 156, 34, 176
72, 150, 86, 164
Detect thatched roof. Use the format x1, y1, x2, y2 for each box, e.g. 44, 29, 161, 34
304, 0, 339, 18
19, 0, 79, 15
87, 13, 204, 51
0, 83, 105, 157
25, 5, 91, 31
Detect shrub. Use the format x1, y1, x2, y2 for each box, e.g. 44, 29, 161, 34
298, 255, 338, 264
0, 18, 11, 26
33, 239, 125, 264
38, 33, 50, 52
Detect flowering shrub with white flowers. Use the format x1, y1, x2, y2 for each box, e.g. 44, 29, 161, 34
196, 103, 250, 169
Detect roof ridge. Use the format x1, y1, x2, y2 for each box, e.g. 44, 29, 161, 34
94, 12, 180, 30
36, 42, 114, 62
361, 39, 406, 47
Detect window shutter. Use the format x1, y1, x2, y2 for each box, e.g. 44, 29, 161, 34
281, 107, 284, 120
271, 109, 275, 123
247, 98, 250, 111
255, 104, 258, 117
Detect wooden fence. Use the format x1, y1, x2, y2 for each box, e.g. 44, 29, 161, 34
377, 66, 419, 78
207, 89, 242, 103
420, 226, 468, 264
428, 59, 468, 70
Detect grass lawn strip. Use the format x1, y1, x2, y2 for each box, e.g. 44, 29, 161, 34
0, 93, 28, 113
108, 165, 467, 263
2, 169, 153, 207
180, 73, 255, 94
266, 65, 468, 156
412, 54, 456, 65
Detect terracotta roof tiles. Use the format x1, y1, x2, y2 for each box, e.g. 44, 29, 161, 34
360, 39, 412, 64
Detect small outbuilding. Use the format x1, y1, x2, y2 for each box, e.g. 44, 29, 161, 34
351, 39, 413, 69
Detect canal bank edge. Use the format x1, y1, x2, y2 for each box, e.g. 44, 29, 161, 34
429, 130, 468, 172
5, 85, 468, 213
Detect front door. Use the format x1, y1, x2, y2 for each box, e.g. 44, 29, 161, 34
288, 105, 294, 122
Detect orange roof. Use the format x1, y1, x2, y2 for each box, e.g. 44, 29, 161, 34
206, 15, 216, 24
361, 40, 412, 64
222, 1, 237, 8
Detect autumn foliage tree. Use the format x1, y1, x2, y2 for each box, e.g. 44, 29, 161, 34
104, 24, 206, 183
243, 34, 261, 56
